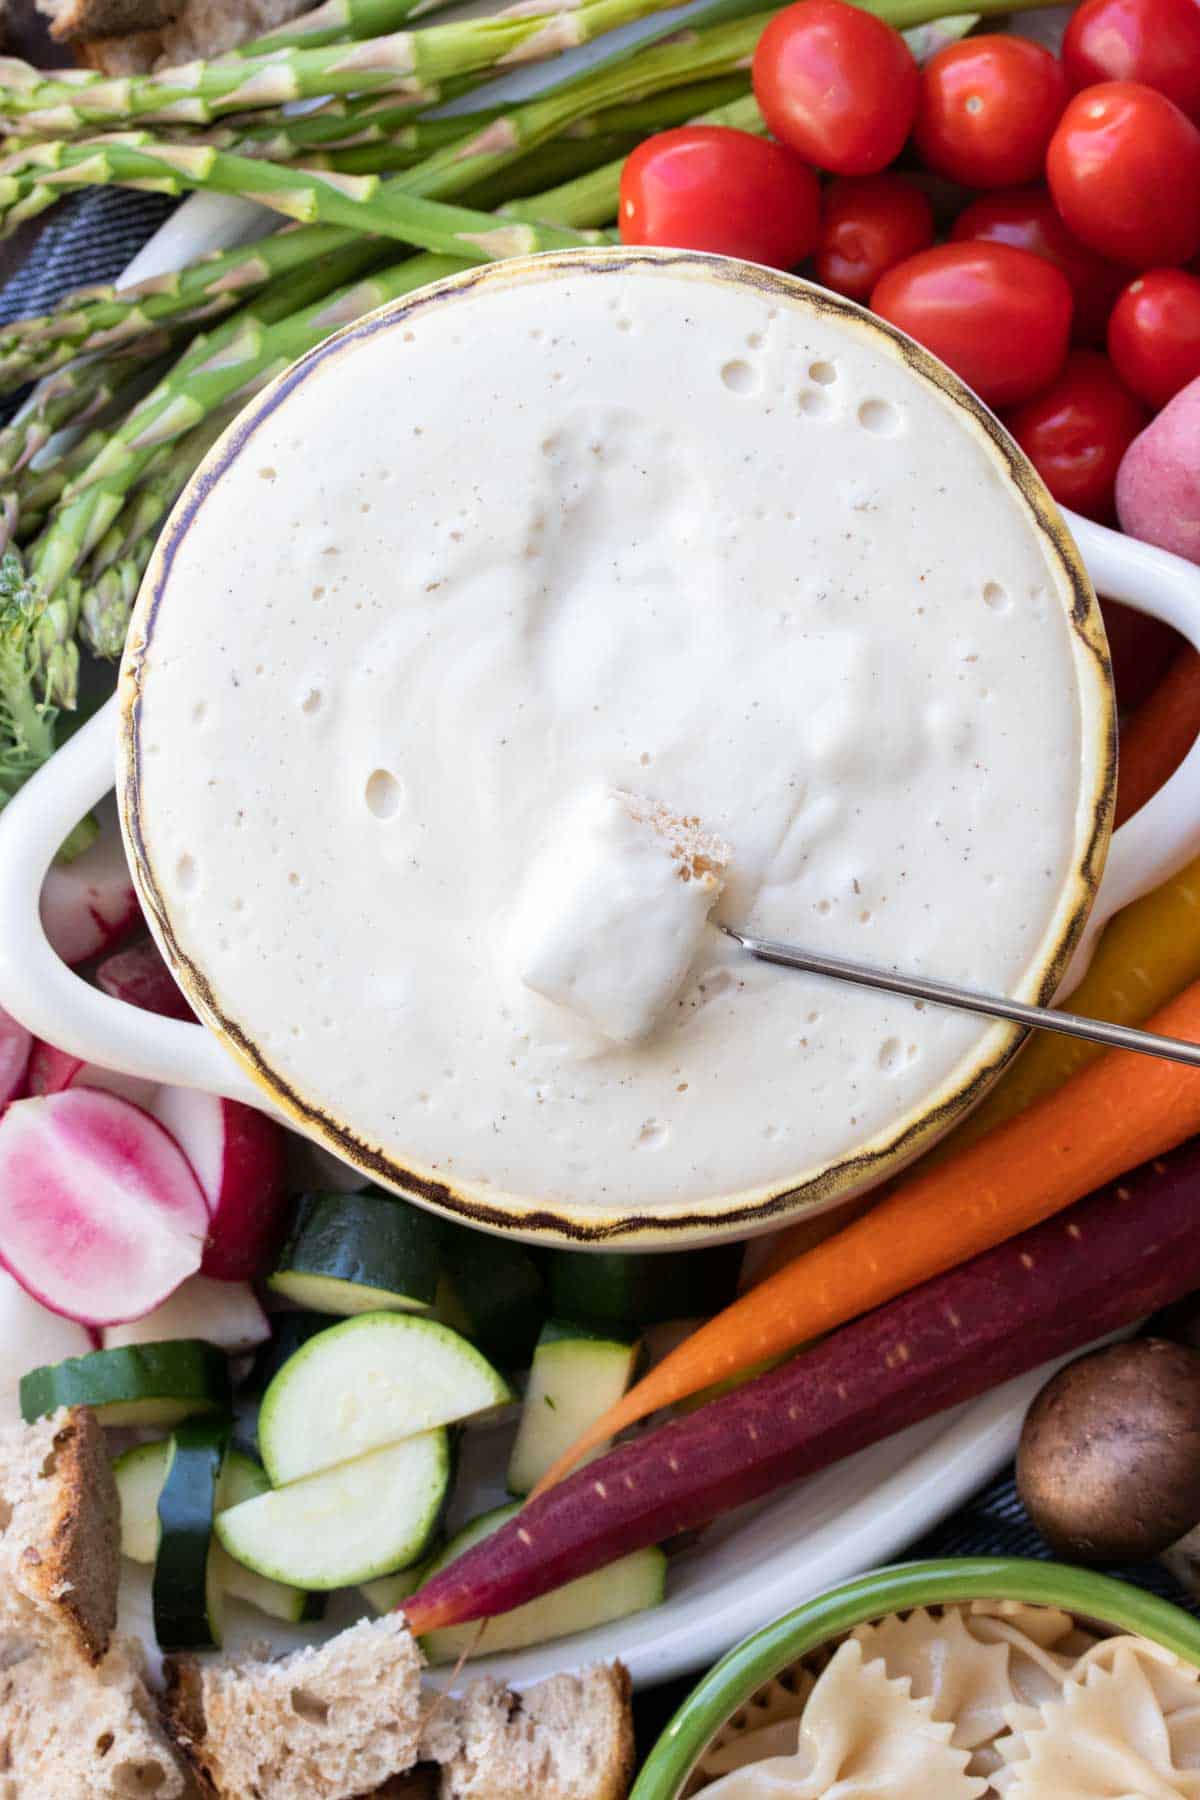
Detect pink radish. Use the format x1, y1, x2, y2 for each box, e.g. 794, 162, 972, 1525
95, 939, 194, 1022
40, 805, 139, 967
151, 1088, 288, 1281
0, 1006, 31, 1110
0, 1269, 93, 1415
103, 1275, 270, 1355
26, 1039, 159, 1112
404, 1134, 1200, 1637
0, 1090, 208, 1326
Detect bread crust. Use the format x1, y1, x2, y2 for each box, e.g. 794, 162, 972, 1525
0, 1407, 119, 1666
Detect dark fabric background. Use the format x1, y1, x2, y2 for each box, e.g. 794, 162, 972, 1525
7, 179, 1197, 1756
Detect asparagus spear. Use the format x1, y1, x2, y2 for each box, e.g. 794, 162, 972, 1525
0, 338, 172, 478
0, 0, 687, 133
0, 130, 614, 252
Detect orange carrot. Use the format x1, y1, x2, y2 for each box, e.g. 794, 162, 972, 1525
1115, 644, 1200, 827
532, 976, 1200, 1496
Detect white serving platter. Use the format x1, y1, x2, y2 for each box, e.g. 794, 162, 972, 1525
101, 4, 1083, 1692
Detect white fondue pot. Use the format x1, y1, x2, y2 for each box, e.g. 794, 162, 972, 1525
2, 248, 1200, 1249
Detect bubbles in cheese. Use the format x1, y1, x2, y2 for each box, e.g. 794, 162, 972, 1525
511, 788, 729, 1044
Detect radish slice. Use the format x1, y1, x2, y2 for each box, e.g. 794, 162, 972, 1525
0, 1007, 31, 1110
27, 1039, 159, 1112
0, 1090, 208, 1326
40, 804, 139, 967
151, 1088, 288, 1281
103, 1275, 271, 1355
96, 939, 194, 1022
0, 1269, 92, 1415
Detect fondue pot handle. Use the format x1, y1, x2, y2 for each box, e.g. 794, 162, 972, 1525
1063, 509, 1200, 992
0, 695, 268, 1105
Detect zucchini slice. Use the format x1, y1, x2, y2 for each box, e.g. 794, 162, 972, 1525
420, 1505, 666, 1665
267, 1190, 440, 1317
545, 1246, 742, 1329
113, 1439, 171, 1563
20, 1340, 231, 1428
215, 1430, 450, 1590
245, 1310, 333, 1395
153, 1417, 230, 1652
258, 1313, 512, 1487
507, 1320, 640, 1496
212, 1450, 325, 1625
435, 1225, 545, 1366
115, 1441, 322, 1625
360, 1553, 435, 1616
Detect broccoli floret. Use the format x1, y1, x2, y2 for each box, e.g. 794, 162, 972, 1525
0, 546, 77, 805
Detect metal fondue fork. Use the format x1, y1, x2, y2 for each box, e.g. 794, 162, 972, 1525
720, 925, 1200, 1071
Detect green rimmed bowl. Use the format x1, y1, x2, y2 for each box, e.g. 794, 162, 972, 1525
632, 1556, 1200, 1799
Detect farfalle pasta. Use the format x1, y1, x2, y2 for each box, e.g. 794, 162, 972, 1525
692, 1603, 1200, 1800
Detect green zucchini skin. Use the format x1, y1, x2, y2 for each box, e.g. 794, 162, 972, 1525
436, 1224, 546, 1366
245, 1311, 333, 1397
268, 1190, 440, 1316
544, 1246, 743, 1329
153, 1417, 231, 1652
20, 1341, 231, 1426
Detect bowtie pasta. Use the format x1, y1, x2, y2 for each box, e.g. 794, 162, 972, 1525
692, 1602, 1200, 1800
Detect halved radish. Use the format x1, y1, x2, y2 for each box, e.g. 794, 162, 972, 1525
0, 1268, 92, 1416
96, 939, 194, 1022
0, 1006, 31, 1110
26, 1038, 160, 1112
0, 1090, 209, 1326
103, 1276, 271, 1355
151, 1088, 288, 1281
40, 804, 139, 967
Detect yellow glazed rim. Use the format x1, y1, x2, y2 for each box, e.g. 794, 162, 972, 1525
118, 248, 1116, 1246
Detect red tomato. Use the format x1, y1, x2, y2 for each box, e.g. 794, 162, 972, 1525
1100, 599, 1182, 710
1107, 267, 1200, 406
871, 243, 1073, 407
951, 188, 1127, 346
1046, 81, 1200, 266
1064, 0, 1200, 124
914, 36, 1068, 188
814, 174, 934, 301
618, 127, 821, 267
1004, 349, 1148, 518
752, 0, 919, 176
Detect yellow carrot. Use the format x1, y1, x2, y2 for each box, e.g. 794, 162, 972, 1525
928, 848, 1200, 1160
532, 977, 1200, 1496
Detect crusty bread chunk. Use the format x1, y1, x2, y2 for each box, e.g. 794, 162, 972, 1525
76, 0, 315, 69
421, 1665, 635, 1800
0, 1407, 118, 1665
163, 1614, 424, 1799
0, 1634, 192, 1798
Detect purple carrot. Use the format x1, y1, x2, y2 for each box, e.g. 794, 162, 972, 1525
405, 1138, 1200, 1634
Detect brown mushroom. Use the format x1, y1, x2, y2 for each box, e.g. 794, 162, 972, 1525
1017, 1338, 1200, 1564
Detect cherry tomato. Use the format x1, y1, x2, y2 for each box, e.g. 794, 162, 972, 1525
871, 242, 1073, 407
951, 188, 1127, 347
1064, 0, 1200, 124
1046, 81, 1200, 266
914, 36, 1068, 188
814, 174, 934, 301
618, 127, 821, 267
1100, 599, 1182, 710
752, 0, 919, 176
1004, 349, 1148, 519
1107, 267, 1200, 406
